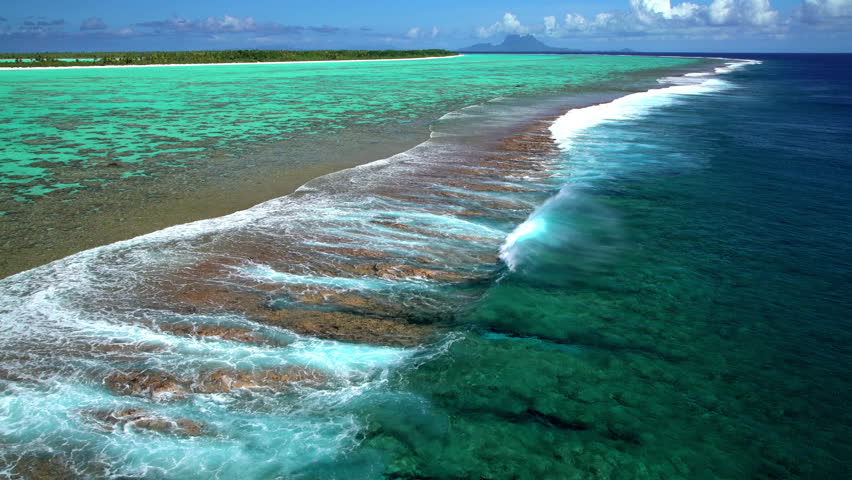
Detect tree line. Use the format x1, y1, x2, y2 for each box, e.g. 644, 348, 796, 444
0, 49, 458, 67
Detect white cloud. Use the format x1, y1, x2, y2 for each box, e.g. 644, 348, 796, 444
798, 0, 852, 23
562, 13, 589, 32
544, 15, 557, 36
200, 15, 257, 33
477, 12, 529, 38
673, 2, 705, 19
708, 0, 738, 24
631, 0, 674, 22
135, 15, 340, 36
630, 0, 705, 23
471, 0, 848, 45
80, 17, 107, 31
628, 0, 779, 26
595, 13, 619, 28
501, 12, 525, 32
474, 1, 790, 40
740, 0, 779, 26
431, 25, 439, 38
407, 26, 420, 38
113, 28, 137, 37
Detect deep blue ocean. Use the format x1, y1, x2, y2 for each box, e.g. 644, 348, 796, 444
0, 54, 849, 479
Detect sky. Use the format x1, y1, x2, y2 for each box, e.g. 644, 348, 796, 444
0, 0, 850, 53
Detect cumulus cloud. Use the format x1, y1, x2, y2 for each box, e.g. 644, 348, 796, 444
798, 0, 852, 24
199, 15, 257, 32
477, 13, 529, 38
740, 0, 780, 26
113, 28, 137, 36
0, 15, 145, 41
80, 17, 107, 31
0, 12, 350, 47
544, 15, 557, 35
136, 16, 193, 31
432, 25, 439, 38
560, 13, 588, 32
406, 26, 420, 38
478, 0, 794, 40
12, 18, 65, 35
310, 25, 341, 34
708, 0, 738, 24
135, 15, 339, 36
631, 0, 780, 29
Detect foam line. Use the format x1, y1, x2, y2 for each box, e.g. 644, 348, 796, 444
550, 77, 733, 151
240, 265, 433, 290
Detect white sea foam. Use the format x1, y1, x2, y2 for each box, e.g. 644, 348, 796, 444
500, 217, 547, 268
714, 59, 762, 74
240, 264, 431, 291
0, 54, 462, 72
549, 58, 757, 152
549, 77, 732, 152
683, 58, 762, 77
0, 380, 365, 479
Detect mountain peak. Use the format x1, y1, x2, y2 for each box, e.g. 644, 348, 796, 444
458, 35, 579, 53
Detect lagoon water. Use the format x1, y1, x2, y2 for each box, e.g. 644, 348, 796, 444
1, 54, 850, 479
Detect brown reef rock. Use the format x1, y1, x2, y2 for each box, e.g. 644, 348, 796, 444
9, 454, 77, 480
262, 309, 432, 346
104, 367, 324, 400
104, 370, 189, 400
193, 367, 323, 394
158, 323, 265, 344
84, 408, 205, 436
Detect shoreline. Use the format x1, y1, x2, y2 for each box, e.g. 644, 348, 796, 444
0, 54, 749, 72
0, 54, 461, 71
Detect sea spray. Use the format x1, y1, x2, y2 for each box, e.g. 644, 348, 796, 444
499, 187, 623, 286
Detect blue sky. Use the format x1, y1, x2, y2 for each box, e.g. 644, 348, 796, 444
1, 0, 850, 52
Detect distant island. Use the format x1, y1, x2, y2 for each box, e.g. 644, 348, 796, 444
459, 34, 579, 53
0, 49, 458, 68
459, 34, 635, 54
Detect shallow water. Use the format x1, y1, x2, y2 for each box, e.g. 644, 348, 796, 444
0, 54, 703, 277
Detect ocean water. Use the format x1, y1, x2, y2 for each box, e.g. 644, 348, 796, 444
364, 55, 852, 479
1, 54, 850, 479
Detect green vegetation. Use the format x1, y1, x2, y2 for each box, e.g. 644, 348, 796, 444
0, 49, 457, 67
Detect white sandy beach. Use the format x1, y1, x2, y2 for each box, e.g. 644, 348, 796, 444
0, 54, 462, 71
